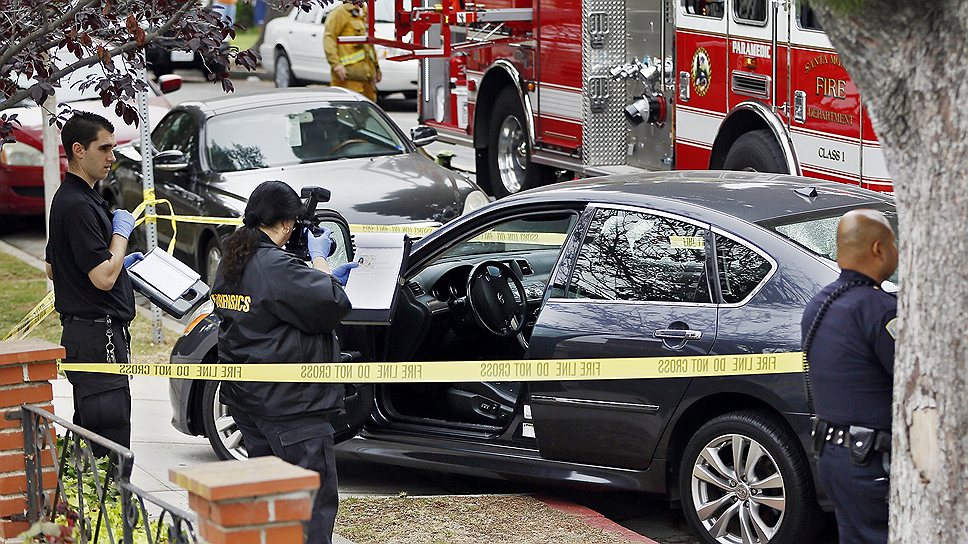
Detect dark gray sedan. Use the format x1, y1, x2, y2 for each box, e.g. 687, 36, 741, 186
103, 88, 488, 281
169, 171, 897, 544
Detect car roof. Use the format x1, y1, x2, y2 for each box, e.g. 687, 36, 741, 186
514, 170, 894, 224
175, 88, 366, 117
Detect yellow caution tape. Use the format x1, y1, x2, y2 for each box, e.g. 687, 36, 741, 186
58, 352, 802, 383
2, 291, 56, 341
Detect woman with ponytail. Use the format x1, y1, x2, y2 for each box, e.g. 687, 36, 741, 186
210, 180, 358, 544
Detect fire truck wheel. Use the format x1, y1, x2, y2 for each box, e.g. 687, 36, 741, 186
486, 88, 552, 198
678, 410, 822, 544
722, 129, 789, 174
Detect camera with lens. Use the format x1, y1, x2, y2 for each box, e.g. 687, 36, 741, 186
285, 186, 338, 261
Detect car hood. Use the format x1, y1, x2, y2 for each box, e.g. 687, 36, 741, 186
213, 154, 473, 225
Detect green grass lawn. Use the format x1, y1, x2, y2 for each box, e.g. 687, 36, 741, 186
232, 28, 261, 53
0, 252, 176, 365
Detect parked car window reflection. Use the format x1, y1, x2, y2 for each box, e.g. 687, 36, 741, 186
205, 102, 405, 173
715, 234, 771, 304
152, 112, 197, 162
567, 208, 710, 303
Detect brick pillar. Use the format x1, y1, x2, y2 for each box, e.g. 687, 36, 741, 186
0, 338, 63, 541
171, 456, 320, 544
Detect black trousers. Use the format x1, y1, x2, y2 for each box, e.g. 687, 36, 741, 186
817, 445, 889, 544
231, 410, 338, 544
61, 318, 132, 458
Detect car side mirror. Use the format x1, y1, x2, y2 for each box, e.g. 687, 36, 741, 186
154, 149, 189, 171
410, 125, 438, 147
157, 74, 183, 94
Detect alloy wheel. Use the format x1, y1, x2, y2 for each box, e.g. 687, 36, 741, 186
206, 243, 222, 285
496, 115, 527, 194
210, 382, 247, 460
690, 433, 786, 543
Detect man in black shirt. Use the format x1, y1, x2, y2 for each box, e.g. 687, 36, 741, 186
46, 112, 143, 456
801, 209, 898, 544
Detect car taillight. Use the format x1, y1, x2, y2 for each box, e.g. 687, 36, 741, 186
0, 141, 44, 167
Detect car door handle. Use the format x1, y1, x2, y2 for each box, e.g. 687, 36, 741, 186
653, 329, 702, 340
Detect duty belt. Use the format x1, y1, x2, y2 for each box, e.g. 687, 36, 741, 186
812, 418, 890, 465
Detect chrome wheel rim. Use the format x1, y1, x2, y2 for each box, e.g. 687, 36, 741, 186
690, 433, 786, 543
275, 56, 290, 88
211, 383, 247, 460
496, 115, 527, 194
206, 244, 222, 284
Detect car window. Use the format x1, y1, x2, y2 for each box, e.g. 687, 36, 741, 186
294, 6, 319, 22
152, 112, 197, 163
762, 205, 899, 283
205, 102, 406, 172
567, 208, 711, 303
715, 233, 772, 304
438, 214, 576, 260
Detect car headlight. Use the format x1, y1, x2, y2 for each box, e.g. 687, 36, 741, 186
183, 299, 215, 334
461, 190, 490, 215
0, 141, 43, 167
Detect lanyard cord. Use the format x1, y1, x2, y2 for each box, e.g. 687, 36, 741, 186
801, 278, 875, 415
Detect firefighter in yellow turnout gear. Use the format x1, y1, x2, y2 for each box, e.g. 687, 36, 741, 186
324, 0, 381, 101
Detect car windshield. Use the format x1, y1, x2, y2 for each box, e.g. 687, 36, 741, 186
763, 204, 899, 283
205, 101, 406, 172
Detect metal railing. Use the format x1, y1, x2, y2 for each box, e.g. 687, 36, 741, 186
7, 405, 199, 544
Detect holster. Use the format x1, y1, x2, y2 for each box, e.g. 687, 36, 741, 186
810, 417, 827, 458
848, 425, 877, 466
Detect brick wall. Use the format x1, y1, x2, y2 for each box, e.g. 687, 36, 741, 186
0, 338, 63, 541
171, 456, 320, 544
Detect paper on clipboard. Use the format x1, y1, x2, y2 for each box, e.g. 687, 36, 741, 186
127, 248, 201, 301
342, 233, 406, 310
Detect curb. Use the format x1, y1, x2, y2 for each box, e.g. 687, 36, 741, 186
535, 495, 660, 543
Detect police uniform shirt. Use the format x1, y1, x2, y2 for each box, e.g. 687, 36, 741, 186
802, 269, 896, 431
46, 172, 136, 321
212, 232, 352, 419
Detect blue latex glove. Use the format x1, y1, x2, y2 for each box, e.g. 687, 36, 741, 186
332, 262, 359, 285
112, 209, 136, 239
307, 227, 333, 260
123, 252, 144, 269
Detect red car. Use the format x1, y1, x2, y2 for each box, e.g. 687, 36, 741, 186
0, 70, 182, 216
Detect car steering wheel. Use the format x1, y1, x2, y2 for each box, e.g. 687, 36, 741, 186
329, 138, 369, 155
465, 260, 528, 337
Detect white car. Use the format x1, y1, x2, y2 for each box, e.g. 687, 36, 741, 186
259, 4, 417, 100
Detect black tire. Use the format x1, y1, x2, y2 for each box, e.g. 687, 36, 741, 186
485, 87, 553, 198
274, 51, 301, 88
678, 410, 821, 544
201, 381, 248, 461
202, 236, 223, 285
722, 129, 789, 174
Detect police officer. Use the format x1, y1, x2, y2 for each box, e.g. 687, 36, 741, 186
211, 180, 358, 544
45, 111, 143, 457
323, 0, 381, 101
801, 208, 898, 544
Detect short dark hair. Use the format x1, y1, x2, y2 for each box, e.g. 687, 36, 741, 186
62, 111, 114, 162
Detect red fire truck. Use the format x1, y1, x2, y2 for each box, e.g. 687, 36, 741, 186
353, 0, 891, 197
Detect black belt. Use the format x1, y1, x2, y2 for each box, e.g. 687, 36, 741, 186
61, 315, 129, 326
813, 418, 890, 465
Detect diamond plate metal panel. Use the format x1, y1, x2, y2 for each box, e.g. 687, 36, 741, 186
582, 0, 629, 166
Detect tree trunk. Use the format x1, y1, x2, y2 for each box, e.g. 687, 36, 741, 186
811, 1, 968, 541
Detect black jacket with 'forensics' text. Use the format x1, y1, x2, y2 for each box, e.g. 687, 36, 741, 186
212, 232, 352, 419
